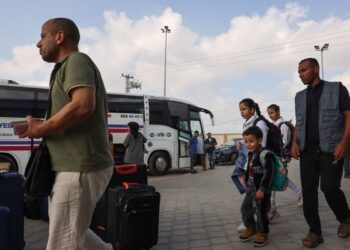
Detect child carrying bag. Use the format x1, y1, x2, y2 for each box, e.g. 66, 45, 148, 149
259, 149, 288, 191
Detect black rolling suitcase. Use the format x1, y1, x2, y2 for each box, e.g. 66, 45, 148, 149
107, 184, 160, 250
91, 164, 148, 240
0, 173, 25, 250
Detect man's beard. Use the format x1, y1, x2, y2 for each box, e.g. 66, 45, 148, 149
304, 75, 317, 86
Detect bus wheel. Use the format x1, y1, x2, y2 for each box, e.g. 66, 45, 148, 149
0, 154, 18, 172
149, 152, 170, 176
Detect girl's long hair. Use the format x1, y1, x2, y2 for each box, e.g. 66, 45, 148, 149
128, 121, 139, 139
239, 98, 261, 116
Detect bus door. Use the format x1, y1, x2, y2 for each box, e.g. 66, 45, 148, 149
189, 108, 215, 166
177, 120, 191, 168
167, 101, 191, 168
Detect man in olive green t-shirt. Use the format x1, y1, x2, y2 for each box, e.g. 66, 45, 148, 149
20, 18, 114, 250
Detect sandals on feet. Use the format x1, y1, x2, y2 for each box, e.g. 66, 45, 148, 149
302, 232, 323, 248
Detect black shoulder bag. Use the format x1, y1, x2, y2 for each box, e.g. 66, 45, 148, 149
24, 84, 55, 197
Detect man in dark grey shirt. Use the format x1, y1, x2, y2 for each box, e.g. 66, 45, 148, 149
292, 58, 350, 248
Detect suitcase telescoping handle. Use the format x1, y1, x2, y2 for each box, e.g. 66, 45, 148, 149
115, 164, 137, 175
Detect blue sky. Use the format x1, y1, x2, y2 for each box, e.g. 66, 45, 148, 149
1, 1, 350, 133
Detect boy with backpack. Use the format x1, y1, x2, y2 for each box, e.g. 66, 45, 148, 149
239, 126, 274, 247
267, 104, 303, 207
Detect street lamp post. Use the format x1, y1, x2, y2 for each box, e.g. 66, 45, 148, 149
161, 25, 171, 97
314, 43, 329, 79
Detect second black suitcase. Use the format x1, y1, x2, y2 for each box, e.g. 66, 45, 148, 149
107, 184, 160, 250
0, 172, 25, 250
0, 206, 11, 250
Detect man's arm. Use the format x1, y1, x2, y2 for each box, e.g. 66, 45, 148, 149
291, 128, 300, 159
334, 110, 350, 160
21, 86, 96, 138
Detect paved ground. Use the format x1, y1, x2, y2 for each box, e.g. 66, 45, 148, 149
24, 160, 350, 249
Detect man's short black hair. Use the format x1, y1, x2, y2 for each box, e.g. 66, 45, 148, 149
48, 18, 80, 46
299, 58, 319, 67
243, 126, 263, 139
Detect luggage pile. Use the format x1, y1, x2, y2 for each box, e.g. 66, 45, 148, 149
91, 164, 160, 250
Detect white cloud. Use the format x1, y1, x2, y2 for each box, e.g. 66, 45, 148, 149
1, 3, 350, 134
332, 70, 350, 88
0, 45, 51, 84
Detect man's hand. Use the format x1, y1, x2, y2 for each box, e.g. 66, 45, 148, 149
19, 116, 44, 139
334, 141, 348, 161
291, 141, 300, 159
256, 190, 265, 200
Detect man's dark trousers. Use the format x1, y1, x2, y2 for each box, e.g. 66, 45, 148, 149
300, 150, 350, 235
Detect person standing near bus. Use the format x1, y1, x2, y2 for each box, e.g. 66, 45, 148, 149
123, 121, 147, 164
188, 131, 199, 174
205, 132, 217, 169
197, 133, 207, 170
20, 18, 114, 250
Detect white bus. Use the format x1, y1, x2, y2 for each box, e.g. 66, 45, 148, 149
0, 82, 214, 175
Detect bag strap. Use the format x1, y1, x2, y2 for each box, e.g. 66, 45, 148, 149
42, 68, 56, 142
252, 116, 261, 127
259, 149, 270, 168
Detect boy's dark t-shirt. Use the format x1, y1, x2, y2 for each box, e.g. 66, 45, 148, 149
245, 148, 274, 192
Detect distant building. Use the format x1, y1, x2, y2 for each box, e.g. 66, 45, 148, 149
211, 133, 241, 145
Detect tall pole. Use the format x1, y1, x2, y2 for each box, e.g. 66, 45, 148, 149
314, 43, 329, 79
321, 51, 324, 79
161, 26, 171, 96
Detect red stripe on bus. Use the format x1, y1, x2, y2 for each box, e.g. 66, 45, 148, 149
108, 128, 129, 133
0, 146, 32, 151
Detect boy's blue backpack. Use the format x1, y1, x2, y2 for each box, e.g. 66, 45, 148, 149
278, 121, 295, 162
253, 116, 284, 157
259, 149, 288, 191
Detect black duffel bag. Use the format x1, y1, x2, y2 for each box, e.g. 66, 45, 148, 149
24, 141, 55, 197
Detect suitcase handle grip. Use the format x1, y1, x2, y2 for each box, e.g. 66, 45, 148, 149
122, 182, 139, 189
115, 164, 137, 175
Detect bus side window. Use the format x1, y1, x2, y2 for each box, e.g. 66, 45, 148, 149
0, 99, 35, 117
149, 100, 172, 127
33, 100, 49, 118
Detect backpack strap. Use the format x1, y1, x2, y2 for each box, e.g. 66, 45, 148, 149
253, 116, 262, 127
259, 149, 271, 168
277, 121, 288, 130
253, 116, 272, 130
